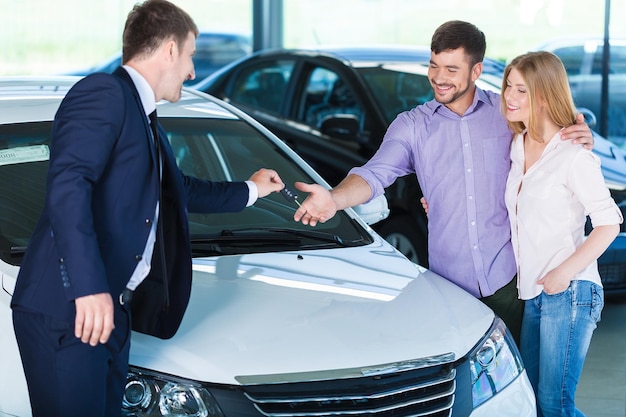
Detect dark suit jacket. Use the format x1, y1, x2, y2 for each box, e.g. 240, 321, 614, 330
11, 68, 249, 339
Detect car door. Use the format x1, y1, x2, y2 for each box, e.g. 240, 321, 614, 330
283, 58, 428, 265
219, 54, 374, 186
285, 59, 379, 185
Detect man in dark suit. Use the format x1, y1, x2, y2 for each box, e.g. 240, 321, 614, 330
10, 1, 284, 416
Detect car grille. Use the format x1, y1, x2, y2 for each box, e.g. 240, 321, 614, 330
241, 362, 456, 417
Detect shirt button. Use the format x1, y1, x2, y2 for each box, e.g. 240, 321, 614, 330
467, 168, 471, 173
471, 221, 476, 226
145, 218, 152, 226
473, 245, 478, 250
135, 255, 143, 261
468, 195, 473, 200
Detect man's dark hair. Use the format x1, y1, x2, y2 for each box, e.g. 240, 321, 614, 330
430, 20, 486, 67
122, 0, 199, 63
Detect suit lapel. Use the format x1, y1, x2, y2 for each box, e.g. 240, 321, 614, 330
112, 67, 159, 165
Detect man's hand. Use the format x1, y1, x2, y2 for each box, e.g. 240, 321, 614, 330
420, 197, 428, 215
248, 168, 284, 198
537, 268, 571, 295
561, 113, 594, 150
75, 292, 115, 346
293, 182, 337, 226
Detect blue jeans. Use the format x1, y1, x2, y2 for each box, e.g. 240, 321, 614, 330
520, 280, 604, 417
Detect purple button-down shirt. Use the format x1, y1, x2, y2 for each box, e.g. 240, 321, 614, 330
350, 88, 516, 297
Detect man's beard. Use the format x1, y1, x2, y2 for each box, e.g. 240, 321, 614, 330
431, 78, 471, 105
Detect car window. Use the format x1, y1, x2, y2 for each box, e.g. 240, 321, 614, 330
591, 44, 626, 75
358, 66, 434, 124
550, 46, 585, 77
194, 36, 251, 80
229, 60, 295, 114
611, 45, 626, 74
0, 118, 371, 264
0, 123, 50, 263
297, 67, 364, 133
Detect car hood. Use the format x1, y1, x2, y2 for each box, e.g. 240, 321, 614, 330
129, 240, 493, 385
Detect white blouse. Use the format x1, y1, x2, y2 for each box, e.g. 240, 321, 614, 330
505, 131, 623, 300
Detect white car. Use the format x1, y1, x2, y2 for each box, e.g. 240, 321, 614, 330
0, 77, 535, 417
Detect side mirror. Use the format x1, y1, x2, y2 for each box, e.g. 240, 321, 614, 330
319, 114, 360, 141
352, 195, 390, 225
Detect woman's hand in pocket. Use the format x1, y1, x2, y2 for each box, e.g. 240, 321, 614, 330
538, 267, 571, 295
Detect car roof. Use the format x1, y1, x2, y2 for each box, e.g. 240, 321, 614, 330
197, 45, 505, 88
251, 45, 503, 71
535, 36, 626, 51
0, 76, 78, 94
196, 31, 251, 45
311, 45, 506, 84
301, 45, 433, 63
0, 76, 240, 124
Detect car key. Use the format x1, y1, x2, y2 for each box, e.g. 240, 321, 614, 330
280, 186, 301, 207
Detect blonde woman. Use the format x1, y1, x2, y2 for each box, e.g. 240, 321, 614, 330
502, 51, 622, 417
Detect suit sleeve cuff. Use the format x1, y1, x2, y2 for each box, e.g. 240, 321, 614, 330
245, 180, 258, 207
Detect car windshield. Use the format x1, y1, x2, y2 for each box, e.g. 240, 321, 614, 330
0, 118, 372, 265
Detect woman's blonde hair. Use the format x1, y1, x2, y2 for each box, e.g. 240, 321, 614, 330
501, 51, 578, 140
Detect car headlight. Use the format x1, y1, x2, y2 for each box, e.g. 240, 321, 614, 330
469, 318, 524, 408
122, 367, 225, 417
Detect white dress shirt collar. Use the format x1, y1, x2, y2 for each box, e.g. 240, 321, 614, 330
122, 65, 156, 117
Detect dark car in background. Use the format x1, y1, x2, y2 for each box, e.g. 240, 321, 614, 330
193, 45, 626, 293
535, 37, 626, 145
69, 32, 251, 85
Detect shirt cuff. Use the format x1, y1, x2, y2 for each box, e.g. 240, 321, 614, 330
245, 180, 258, 207
589, 204, 624, 227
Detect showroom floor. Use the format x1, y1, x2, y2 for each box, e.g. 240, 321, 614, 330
576, 295, 626, 417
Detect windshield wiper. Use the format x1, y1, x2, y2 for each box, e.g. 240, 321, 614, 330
218, 228, 363, 247
189, 230, 308, 256
190, 227, 362, 256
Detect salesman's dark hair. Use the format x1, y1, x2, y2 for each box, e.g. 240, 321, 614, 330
122, 0, 199, 63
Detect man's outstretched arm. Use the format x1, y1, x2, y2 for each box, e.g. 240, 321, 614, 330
293, 174, 372, 226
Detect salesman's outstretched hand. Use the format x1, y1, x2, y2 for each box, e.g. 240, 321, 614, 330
248, 168, 285, 198
293, 182, 337, 227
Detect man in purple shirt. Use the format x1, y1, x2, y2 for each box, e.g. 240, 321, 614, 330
293, 20, 592, 343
